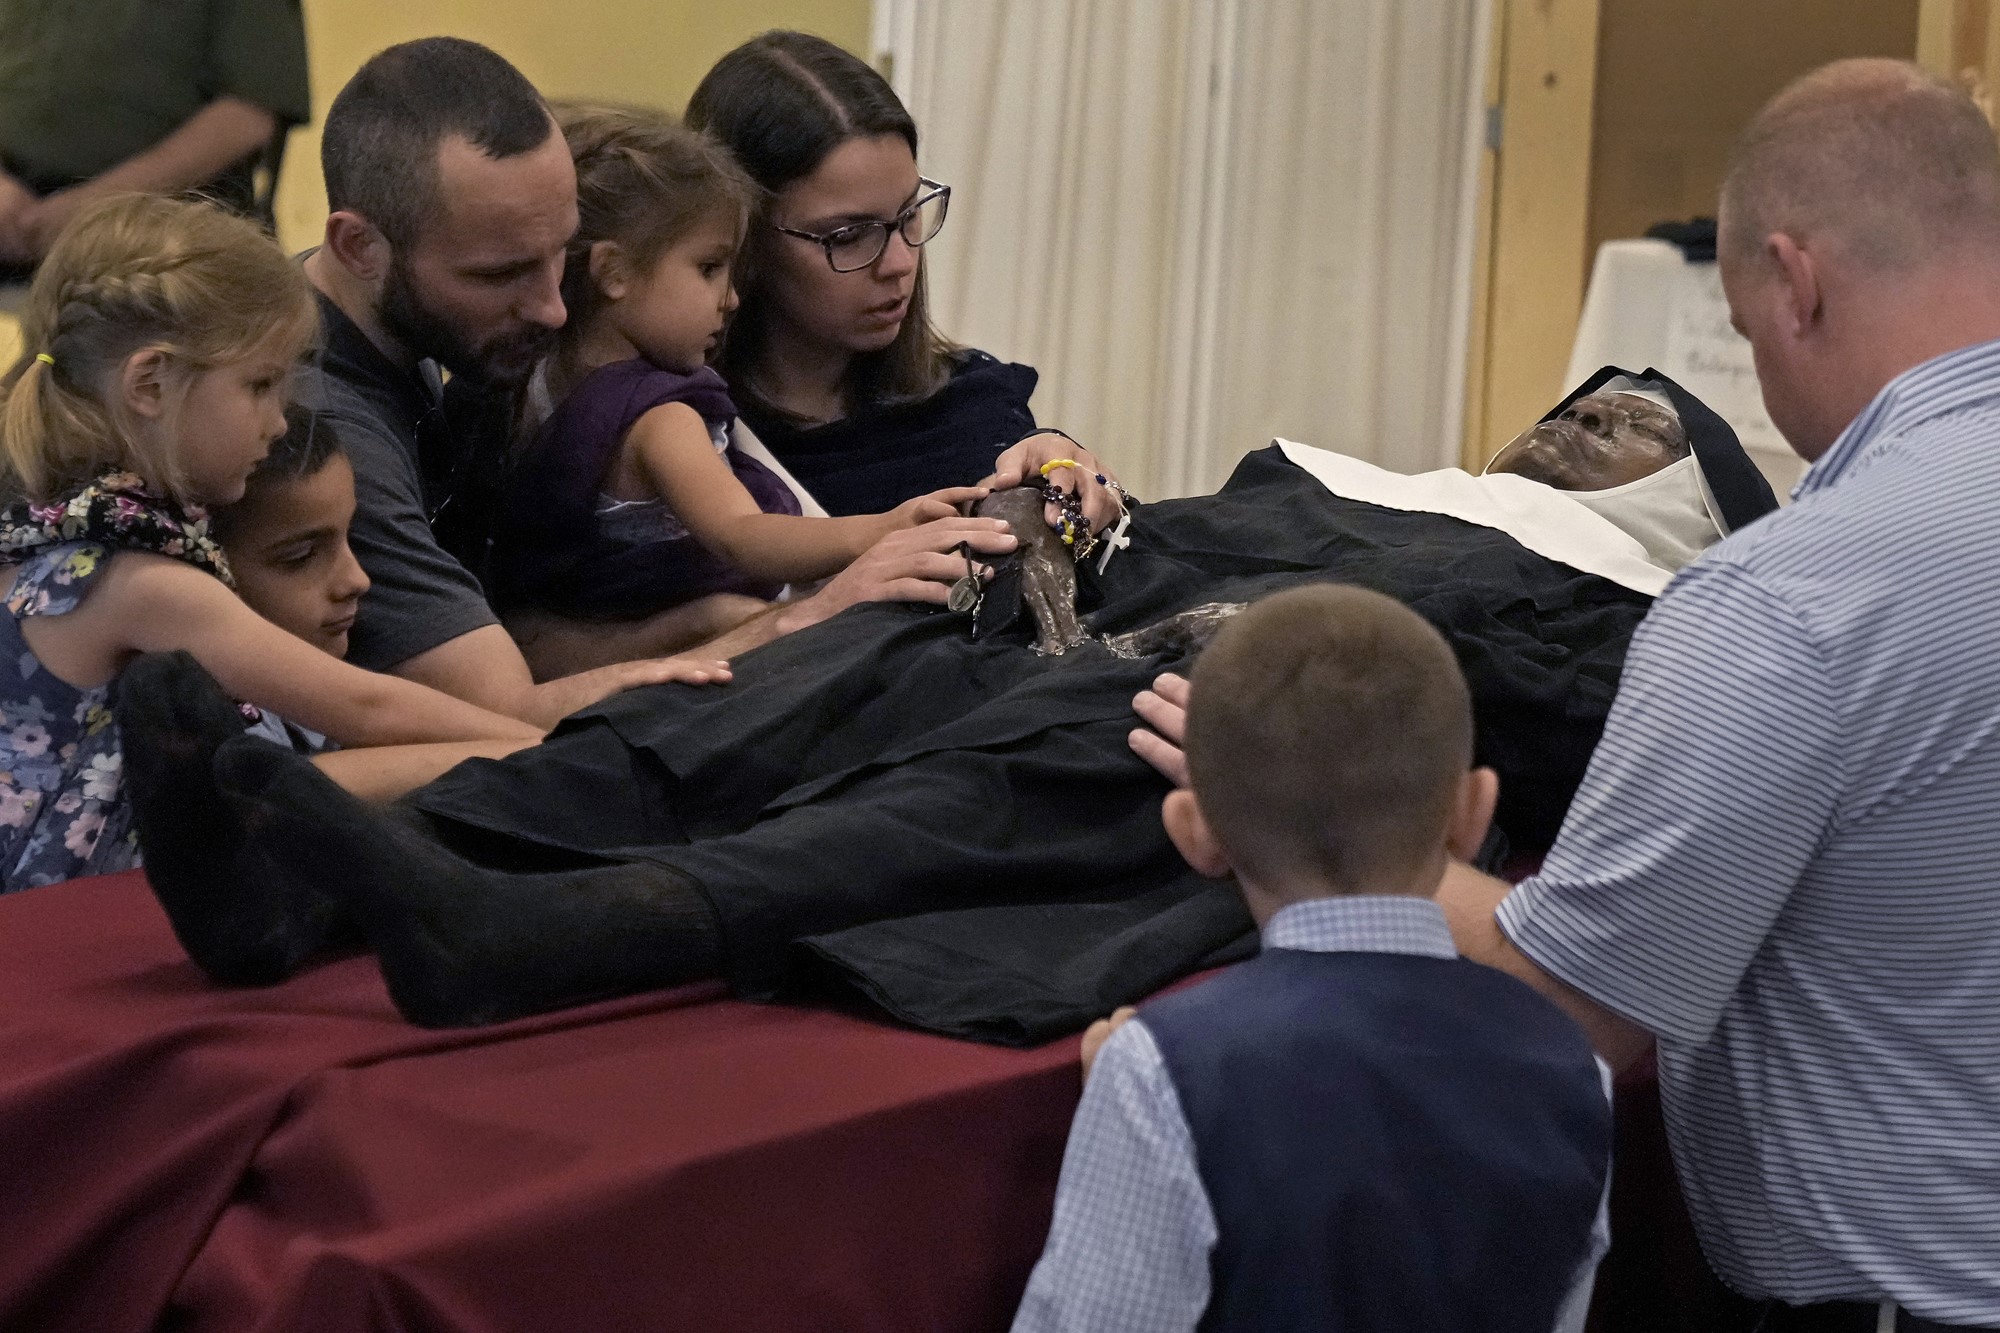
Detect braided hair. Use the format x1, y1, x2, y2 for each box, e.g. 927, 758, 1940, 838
0, 194, 317, 505
553, 103, 758, 385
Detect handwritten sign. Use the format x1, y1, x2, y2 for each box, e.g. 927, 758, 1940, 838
1568, 240, 1804, 494
1660, 263, 1789, 459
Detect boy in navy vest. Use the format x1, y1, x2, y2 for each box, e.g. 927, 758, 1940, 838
1013, 584, 1612, 1333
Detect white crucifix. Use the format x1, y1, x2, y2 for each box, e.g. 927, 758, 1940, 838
1095, 510, 1134, 574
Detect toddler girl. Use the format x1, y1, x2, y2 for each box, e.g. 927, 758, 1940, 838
0, 194, 549, 891
491, 107, 984, 623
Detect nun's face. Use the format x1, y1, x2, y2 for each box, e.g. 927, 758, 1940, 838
1487, 393, 1690, 491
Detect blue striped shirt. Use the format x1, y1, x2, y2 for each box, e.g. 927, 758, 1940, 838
1012, 896, 1609, 1333
1497, 338, 2000, 1322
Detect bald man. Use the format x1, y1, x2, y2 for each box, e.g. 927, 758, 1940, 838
1136, 60, 2000, 1331
1441, 63, 2000, 1331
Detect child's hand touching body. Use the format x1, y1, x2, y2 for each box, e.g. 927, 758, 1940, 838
619, 398, 987, 584
578, 190, 988, 587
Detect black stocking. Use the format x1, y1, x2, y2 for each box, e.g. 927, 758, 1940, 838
214, 737, 723, 1027
117, 651, 350, 985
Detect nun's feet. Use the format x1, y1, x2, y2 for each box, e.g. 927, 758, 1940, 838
118, 652, 346, 985
215, 739, 723, 1028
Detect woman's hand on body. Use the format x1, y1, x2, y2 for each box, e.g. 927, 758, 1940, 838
983, 435, 1126, 536
1129, 672, 1191, 788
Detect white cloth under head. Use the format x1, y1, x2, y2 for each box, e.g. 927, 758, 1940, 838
1563, 456, 1722, 576
1478, 383, 1730, 543
1275, 439, 1698, 598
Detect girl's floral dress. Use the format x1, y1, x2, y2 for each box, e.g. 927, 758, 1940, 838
0, 542, 139, 889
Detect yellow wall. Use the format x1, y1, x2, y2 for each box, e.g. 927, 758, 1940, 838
1917, 0, 2000, 113
0, 0, 871, 365
1586, 0, 1919, 259
0, 292, 19, 367
273, 0, 873, 251
1470, 0, 1602, 466
1468, 0, 1922, 465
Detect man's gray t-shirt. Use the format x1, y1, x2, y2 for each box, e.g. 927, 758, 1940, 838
294, 290, 498, 672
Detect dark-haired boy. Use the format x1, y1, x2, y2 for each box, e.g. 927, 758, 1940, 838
212, 407, 530, 802
1013, 584, 1612, 1333
214, 405, 370, 671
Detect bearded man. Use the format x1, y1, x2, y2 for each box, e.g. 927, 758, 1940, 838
298, 38, 1027, 726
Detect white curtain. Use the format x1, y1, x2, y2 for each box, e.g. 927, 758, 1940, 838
875, 0, 1490, 499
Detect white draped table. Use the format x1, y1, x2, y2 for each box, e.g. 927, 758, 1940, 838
1565, 239, 1805, 499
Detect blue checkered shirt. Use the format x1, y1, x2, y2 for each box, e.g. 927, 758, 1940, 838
1012, 895, 1609, 1333
1498, 338, 2000, 1321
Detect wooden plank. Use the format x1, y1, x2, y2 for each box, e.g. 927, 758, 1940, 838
1917, 0, 2000, 122
1474, 0, 1602, 464
1458, 2, 1507, 468
1917, 0, 1957, 71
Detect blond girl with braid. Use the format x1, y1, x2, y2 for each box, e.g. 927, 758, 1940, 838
0, 195, 571, 894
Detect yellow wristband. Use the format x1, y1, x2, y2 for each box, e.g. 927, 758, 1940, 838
35, 353, 53, 367
1038, 459, 1079, 478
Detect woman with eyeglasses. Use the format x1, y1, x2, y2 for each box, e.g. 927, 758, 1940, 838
686, 31, 1123, 528
486, 105, 995, 641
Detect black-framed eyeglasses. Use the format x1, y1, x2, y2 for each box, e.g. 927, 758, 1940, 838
772, 178, 951, 273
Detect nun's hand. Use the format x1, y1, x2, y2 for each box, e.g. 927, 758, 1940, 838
1129, 672, 1191, 789
983, 432, 1126, 535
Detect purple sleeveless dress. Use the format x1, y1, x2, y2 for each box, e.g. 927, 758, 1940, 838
494, 360, 803, 620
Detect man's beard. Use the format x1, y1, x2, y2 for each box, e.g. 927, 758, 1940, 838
378, 257, 558, 389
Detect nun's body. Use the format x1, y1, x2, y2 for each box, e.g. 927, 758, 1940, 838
113, 368, 1778, 1043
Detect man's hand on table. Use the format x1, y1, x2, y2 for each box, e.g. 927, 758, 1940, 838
982, 434, 1127, 536
1129, 672, 1191, 788
1080, 1006, 1138, 1080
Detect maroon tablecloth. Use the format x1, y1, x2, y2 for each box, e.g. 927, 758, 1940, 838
0, 873, 1079, 1332
0, 871, 1724, 1332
